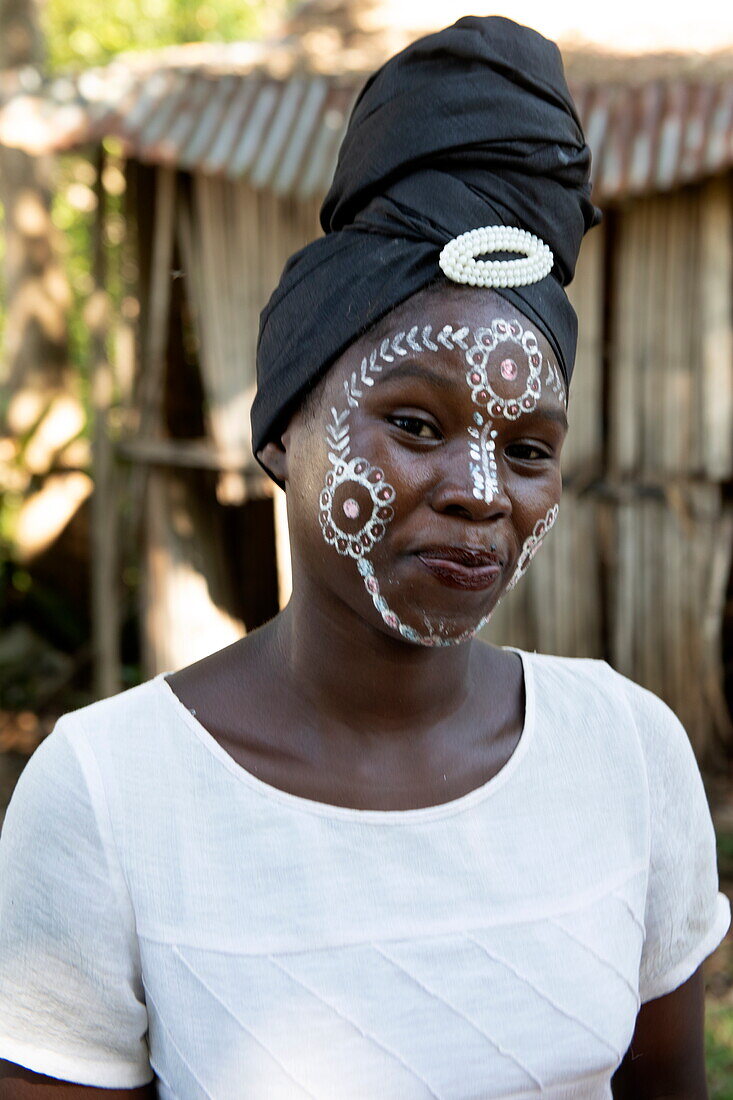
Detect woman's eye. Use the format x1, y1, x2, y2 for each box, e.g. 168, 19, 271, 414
388, 415, 441, 439
505, 442, 551, 461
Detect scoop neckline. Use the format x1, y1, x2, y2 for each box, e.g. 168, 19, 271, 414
157, 646, 536, 824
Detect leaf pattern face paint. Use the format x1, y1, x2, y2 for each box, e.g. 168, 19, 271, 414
317, 318, 565, 644
468, 413, 499, 504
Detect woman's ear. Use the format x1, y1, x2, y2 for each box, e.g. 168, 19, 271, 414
257, 439, 288, 485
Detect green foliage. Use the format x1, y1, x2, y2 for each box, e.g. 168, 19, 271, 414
707, 1004, 733, 1099
43, 0, 289, 72
718, 831, 733, 881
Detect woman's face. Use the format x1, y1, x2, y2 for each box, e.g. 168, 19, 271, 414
279, 283, 568, 646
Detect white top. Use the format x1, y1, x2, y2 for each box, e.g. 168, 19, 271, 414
0, 651, 728, 1099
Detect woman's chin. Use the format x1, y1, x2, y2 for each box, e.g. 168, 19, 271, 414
374, 598, 496, 648
355, 554, 501, 646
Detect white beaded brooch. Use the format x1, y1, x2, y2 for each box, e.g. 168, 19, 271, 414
438, 225, 554, 289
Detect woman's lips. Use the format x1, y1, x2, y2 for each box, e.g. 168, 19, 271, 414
415, 548, 502, 591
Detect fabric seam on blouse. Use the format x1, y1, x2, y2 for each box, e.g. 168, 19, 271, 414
134, 863, 648, 953
67, 720, 140, 933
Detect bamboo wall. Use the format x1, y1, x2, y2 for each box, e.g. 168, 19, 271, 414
179, 179, 322, 501
609, 181, 732, 757
133, 169, 733, 760
134, 174, 321, 673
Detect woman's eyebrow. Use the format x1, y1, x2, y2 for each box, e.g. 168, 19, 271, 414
374, 361, 569, 427
373, 360, 459, 394
537, 407, 569, 432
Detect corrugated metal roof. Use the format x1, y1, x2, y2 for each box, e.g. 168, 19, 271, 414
2, 59, 733, 202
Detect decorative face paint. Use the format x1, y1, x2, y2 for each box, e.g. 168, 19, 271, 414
506, 503, 560, 590
318, 316, 564, 643
464, 316, 549, 508
545, 359, 567, 407
357, 558, 492, 647
319, 456, 396, 559
466, 318, 543, 420
467, 412, 499, 503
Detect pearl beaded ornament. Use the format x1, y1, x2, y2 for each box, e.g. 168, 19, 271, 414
439, 225, 553, 289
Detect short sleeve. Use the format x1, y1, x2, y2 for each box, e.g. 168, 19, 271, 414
0, 719, 152, 1087
626, 681, 731, 1003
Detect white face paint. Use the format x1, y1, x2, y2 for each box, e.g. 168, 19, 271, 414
464, 317, 545, 510
468, 413, 499, 504
319, 454, 396, 559
318, 318, 564, 643
357, 557, 492, 647
507, 504, 560, 590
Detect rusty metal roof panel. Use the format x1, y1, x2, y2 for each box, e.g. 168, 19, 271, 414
272, 76, 328, 195
176, 70, 733, 201
134, 70, 192, 154
570, 74, 733, 200
177, 74, 239, 170
296, 88, 356, 198
627, 83, 663, 193
581, 89, 612, 181
656, 84, 686, 189
200, 78, 259, 175
105, 68, 182, 160
229, 81, 279, 178
249, 76, 308, 189
4, 59, 733, 203
704, 82, 733, 172
153, 73, 217, 166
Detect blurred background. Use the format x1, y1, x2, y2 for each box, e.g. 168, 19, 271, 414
0, 0, 732, 1085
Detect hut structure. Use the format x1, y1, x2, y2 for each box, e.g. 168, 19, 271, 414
1, 0, 733, 763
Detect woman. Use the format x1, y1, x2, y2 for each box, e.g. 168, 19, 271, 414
0, 15, 729, 1099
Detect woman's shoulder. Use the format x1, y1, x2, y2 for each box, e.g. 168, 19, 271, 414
519, 647, 676, 714
26, 675, 185, 803
58, 673, 174, 740
518, 648, 697, 779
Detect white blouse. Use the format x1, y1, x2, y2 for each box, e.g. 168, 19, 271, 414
0, 650, 728, 1099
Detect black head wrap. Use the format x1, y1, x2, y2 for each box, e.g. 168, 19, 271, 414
252, 15, 601, 458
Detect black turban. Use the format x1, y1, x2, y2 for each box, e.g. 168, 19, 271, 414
251, 15, 601, 458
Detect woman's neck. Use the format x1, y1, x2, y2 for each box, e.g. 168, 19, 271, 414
267, 580, 488, 739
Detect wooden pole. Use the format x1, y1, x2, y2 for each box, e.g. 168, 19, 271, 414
135, 167, 177, 676
701, 177, 733, 482
90, 145, 121, 698
130, 166, 177, 526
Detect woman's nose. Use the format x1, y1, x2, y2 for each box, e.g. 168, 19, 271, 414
428, 443, 512, 521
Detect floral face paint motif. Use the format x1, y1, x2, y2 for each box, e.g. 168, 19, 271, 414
465, 316, 550, 508
466, 318, 543, 420
319, 455, 396, 559
318, 320, 563, 644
